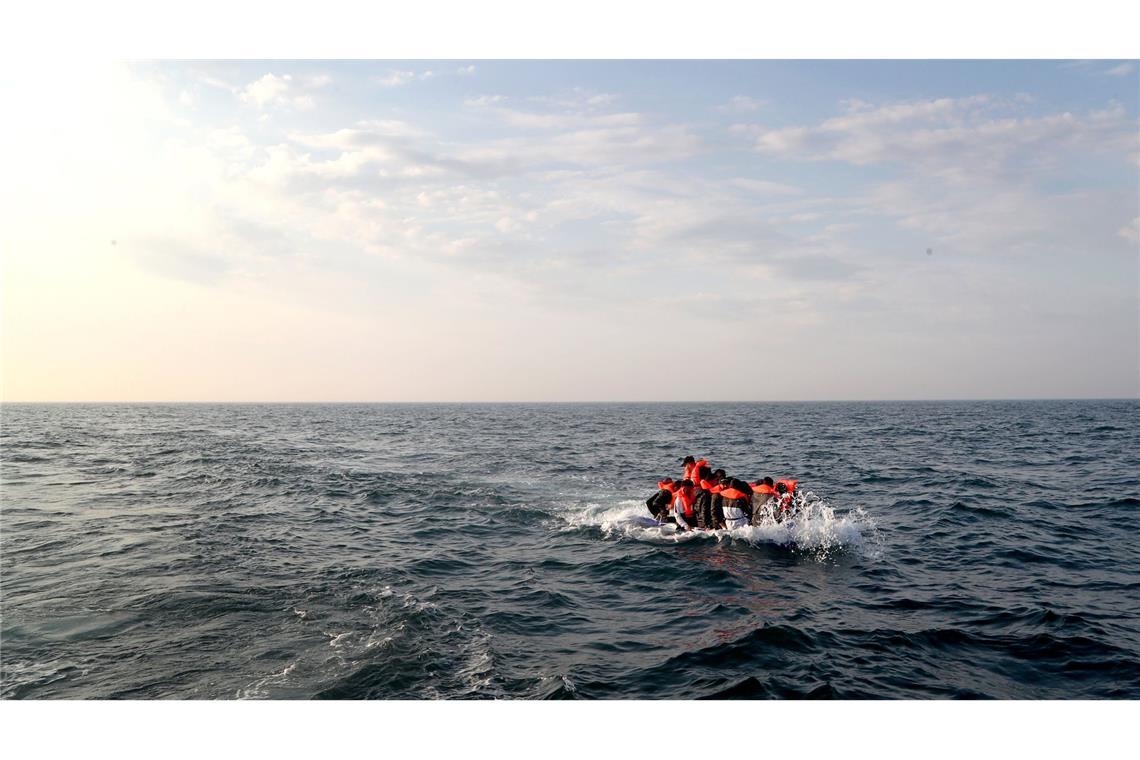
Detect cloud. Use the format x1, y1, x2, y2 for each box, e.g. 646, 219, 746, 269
466, 91, 638, 131
465, 94, 507, 107
198, 73, 240, 93
1059, 60, 1137, 78
242, 74, 291, 107
753, 95, 1136, 181
240, 73, 323, 110
10, 61, 1138, 405
290, 119, 422, 147
727, 178, 802, 196
1119, 216, 1140, 244
1104, 62, 1136, 77
457, 65, 476, 76
376, 70, 415, 87
530, 88, 618, 110
490, 108, 642, 130
721, 95, 765, 112
375, 69, 435, 87
278, 106, 704, 189
456, 123, 703, 172
207, 126, 254, 155
92, 69, 1140, 352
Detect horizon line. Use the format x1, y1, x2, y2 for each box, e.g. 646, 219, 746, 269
2, 397, 1137, 405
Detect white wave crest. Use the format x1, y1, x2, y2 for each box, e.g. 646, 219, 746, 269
236, 662, 296, 699
563, 491, 877, 559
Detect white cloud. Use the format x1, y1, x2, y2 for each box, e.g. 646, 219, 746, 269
72, 75, 1137, 305
240, 73, 321, 110
457, 65, 476, 76
198, 74, 240, 93
753, 95, 1135, 180
727, 122, 764, 137
1119, 216, 1140, 244
375, 70, 435, 87
494, 108, 642, 130
721, 95, 765, 112
207, 126, 253, 153
531, 88, 618, 110
1104, 62, 1136, 77
289, 119, 421, 147
376, 70, 415, 87
242, 74, 292, 107
457, 122, 703, 170
467, 92, 644, 133
728, 178, 802, 195
465, 94, 507, 107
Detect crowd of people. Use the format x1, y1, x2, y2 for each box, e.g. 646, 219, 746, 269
645, 455, 799, 531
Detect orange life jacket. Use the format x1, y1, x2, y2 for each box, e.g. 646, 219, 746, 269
751, 484, 777, 498
719, 487, 750, 501
658, 480, 677, 493
699, 478, 719, 491
683, 459, 708, 482
674, 486, 695, 517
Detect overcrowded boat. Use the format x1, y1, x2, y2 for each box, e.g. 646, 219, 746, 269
645, 455, 799, 531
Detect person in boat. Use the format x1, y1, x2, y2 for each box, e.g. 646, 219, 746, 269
776, 478, 798, 495
681, 455, 708, 484
750, 477, 778, 525
709, 469, 728, 529
646, 477, 677, 522
718, 476, 754, 529
773, 479, 798, 519
692, 465, 720, 530
672, 479, 698, 531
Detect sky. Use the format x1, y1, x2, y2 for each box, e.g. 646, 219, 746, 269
1, 59, 1138, 401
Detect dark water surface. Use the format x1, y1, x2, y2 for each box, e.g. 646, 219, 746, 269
2, 401, 1138, 699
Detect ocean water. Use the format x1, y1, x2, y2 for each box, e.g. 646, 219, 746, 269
1, 401, 1138, 700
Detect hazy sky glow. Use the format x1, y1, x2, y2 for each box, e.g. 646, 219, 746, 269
2, 60, 1138, 401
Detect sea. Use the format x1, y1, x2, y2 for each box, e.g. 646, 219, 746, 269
2, 401, 1138, 699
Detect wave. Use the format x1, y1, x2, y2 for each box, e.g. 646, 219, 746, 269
563, 491, 877, 560
0, 660, 88, 700
236, 662, 297, 700
236, 584, 497, 700
698, 676, 843, 699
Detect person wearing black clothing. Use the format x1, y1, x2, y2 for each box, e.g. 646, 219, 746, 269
646, 478, 676, 521
691, 465, 718, 529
